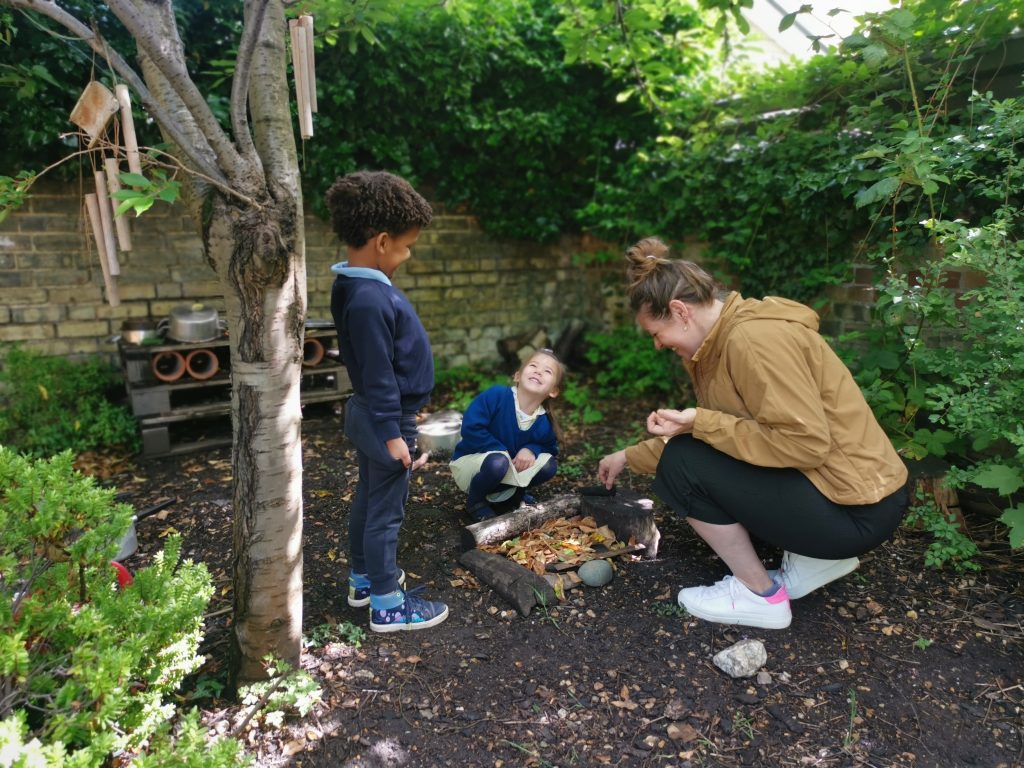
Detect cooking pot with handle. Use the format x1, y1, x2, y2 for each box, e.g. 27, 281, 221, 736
164, 303, 224, 343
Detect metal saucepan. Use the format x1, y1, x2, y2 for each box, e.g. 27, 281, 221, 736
114, 499, 175, 561
417, 410, 463, 457
163, 303, 225, 343
119, 319, 165, 345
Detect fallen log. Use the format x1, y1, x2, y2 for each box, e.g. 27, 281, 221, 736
458, 549, 557, 617
460, 493, 580, 551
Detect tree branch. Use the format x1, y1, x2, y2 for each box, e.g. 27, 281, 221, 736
3, 0, 229, 186
104, 0, 245, 181
231, 0, 273, 164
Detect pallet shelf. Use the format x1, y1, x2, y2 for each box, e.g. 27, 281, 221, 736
119, 326, 351, 457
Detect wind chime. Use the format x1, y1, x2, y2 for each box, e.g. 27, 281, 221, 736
69, 78, 141, 308
68, 14, 317, 306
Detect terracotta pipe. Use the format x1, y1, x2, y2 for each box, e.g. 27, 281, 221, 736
151, 350, 186, 383
302, 337, 325, 367
185, 348, 220, 380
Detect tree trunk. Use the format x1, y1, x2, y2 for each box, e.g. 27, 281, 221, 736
204, 196, 306, 685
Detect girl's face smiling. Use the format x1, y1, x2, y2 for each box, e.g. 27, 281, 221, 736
516, 353, 560, 399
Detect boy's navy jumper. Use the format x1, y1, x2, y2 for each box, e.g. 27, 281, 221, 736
330, 262, 433, 597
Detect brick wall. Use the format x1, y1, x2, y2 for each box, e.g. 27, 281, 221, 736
0, 182, 621, 370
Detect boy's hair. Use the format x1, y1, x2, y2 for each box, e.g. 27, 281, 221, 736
325, 171, 433, 247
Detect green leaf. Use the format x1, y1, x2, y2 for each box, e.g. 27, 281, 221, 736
779, 12, 797, 32
120, 172, 150, 188
854, 176, 900, 208
972, 464, 1023, 496
998, 505, 1024, 549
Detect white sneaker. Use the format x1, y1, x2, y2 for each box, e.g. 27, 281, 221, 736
677, 575, 791, 630
769, 552, 860, 600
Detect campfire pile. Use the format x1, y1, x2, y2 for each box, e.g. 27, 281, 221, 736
481, 515, 636, 576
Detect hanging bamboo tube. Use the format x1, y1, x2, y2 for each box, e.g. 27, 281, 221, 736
103, 157, 132, 252
289, 20, 313, 139
299, 15, 317, 113
115, 84, 142, 175
93, 170, 120, 276
84, 193, 120, 307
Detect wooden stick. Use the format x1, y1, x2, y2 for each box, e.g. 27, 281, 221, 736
115, 84, 142, 175
299, 15, 318, 113
93, 170, 120, 276
84, 194, 120, 307
461, 494, 580, 551
103, 158, 132, 252
289, 22, 313, 139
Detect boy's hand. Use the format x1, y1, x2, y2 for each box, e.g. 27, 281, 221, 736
386, 437, 412, 468
512, 448, 536, 472
411, 451, 430, 471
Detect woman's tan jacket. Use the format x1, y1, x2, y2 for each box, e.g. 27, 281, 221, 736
625, 292, 907, 505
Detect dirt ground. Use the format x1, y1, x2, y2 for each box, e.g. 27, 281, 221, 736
105, 395, 1024, 768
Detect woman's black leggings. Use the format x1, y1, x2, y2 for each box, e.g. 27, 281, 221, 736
651, 435, 907, 559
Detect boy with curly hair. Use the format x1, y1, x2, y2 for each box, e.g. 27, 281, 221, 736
327, 170, 448, 632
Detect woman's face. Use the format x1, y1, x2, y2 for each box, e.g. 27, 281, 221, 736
637, 302, 697, 360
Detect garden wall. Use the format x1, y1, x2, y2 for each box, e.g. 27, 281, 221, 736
0, 182, 623, 371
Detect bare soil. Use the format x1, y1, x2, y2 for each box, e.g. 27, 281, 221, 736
106, 396, 1024, 768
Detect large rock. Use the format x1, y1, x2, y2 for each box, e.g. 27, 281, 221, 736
713, 639, 767, 678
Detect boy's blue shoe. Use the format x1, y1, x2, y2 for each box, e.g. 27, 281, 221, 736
522, 494, 536, 505
348, 569, 406, 608
370, 589, 449, 633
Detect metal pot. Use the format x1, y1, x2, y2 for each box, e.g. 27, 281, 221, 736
114, 499, 175, 561
417, 410, 463, 457
119, 319, 164, 345
164, 303, 224, 343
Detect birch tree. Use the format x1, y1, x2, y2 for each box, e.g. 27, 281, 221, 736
0, 0, 309, 684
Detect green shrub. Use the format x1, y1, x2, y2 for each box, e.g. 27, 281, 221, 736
583, 325, 687, 399
0, 346, 140, 457
0, 448, 246, 766
433, 364, 507, 413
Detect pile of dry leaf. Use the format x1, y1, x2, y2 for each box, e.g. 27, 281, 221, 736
480, 515, 636, 576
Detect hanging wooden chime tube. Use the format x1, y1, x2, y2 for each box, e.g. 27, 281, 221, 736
299, 15, 318, 113
103, 157, 132, 252
84, 193, 120, 307
289, 18, 314, 138
115, 84, 142, 175
93, 169, 120, 276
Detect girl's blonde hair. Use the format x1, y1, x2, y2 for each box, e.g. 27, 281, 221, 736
517, 348, 566, 444
624, 237, 721, 318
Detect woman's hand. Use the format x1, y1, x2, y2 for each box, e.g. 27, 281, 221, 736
597, 449, 628, 489
646, 408, 696, 438
512, 448, 536, 472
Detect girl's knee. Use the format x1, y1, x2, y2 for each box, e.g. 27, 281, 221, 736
481, 453, 511, 476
